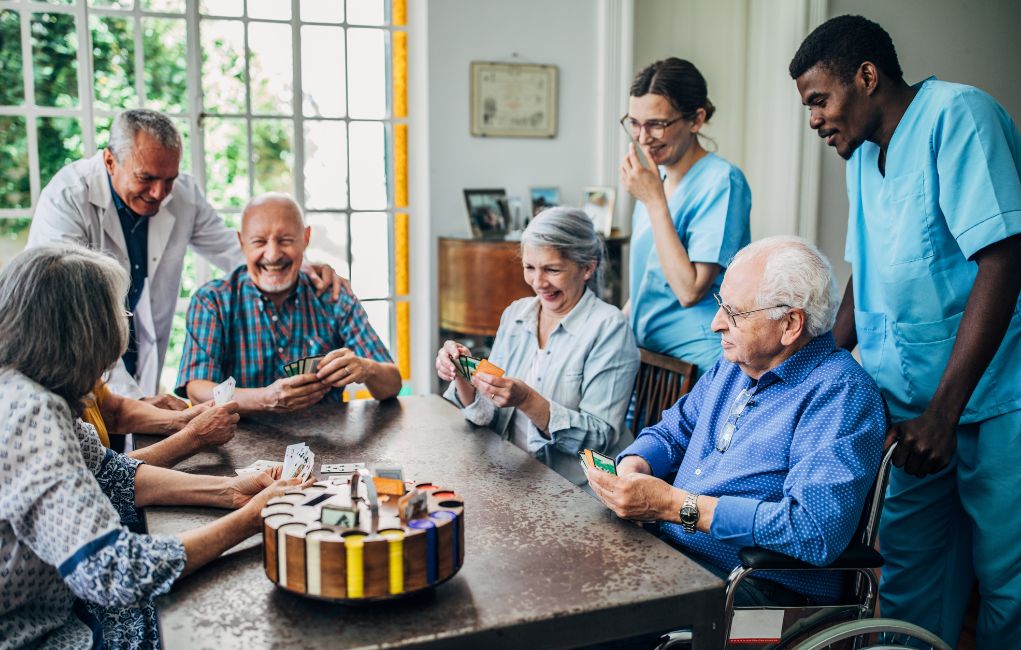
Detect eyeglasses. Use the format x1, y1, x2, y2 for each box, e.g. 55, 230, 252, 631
713, 293, 790, 327
619, 114, 684, 140
717, 388, 755, 453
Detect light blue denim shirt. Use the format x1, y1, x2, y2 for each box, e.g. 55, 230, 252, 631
444, 289, 639, 484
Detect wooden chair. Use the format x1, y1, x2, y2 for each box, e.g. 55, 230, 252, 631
631, 348, 697, 433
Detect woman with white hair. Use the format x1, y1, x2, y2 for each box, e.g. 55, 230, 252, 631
435, 208, 640, 485
0, 245, 301, 649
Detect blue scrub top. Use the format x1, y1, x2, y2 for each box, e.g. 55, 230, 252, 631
628, 152, 751, 373
846, 77, 1021, 424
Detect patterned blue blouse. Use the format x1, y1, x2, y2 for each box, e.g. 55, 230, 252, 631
0, 369, 186, 649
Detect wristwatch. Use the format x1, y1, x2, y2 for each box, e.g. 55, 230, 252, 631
679, 493, 700, 534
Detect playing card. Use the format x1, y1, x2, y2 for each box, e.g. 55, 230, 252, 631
321, 462, 366, 474
476, 359, 505, 378
282, 442, 309, 479
372, 465, 404, 481
463, 356, 481, 378
305, 355, 324, 375
235, 459, 283, 476
213, 376, 236, 405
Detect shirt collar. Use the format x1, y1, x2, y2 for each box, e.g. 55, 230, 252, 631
757, 332, 836, 387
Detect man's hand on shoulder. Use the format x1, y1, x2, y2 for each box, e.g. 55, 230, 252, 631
302, 262, 350, 301
262, 374, 330, 412
141, 393, 190, 411
887, 412, 956, 477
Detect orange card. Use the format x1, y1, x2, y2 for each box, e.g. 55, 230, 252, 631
476, 358, 505, 377
372, 476, 406, 496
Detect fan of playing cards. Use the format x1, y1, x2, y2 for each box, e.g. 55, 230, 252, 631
452, 355, 504, 380
282, 355, 325, 377
236, 442, 314, 482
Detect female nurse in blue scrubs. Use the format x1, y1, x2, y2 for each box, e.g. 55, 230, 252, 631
621, 58, 751, 376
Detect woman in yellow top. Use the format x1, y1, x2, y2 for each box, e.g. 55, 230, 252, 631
82, 379, 238, 467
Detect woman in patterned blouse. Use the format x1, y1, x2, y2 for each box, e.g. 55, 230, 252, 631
0, 245, 301, 649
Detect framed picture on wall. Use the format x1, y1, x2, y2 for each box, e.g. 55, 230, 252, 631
529, 186, 560, 218
470, 61, 558, 138
463, 188, 510, 239
581, 187, 615, 236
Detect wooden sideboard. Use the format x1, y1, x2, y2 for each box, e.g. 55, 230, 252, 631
438, 236, 628, 338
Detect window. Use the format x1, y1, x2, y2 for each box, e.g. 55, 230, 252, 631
0, 0, 411, 396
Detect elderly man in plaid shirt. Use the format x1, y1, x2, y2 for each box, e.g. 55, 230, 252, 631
176, 193, 402, 412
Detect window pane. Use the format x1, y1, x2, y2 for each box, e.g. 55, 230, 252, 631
301, 25, 345, 118
304, 120, 347, 209
249, 22, 292, 116
348, 121, 386, 209
350, 212, 390, 299
0, 11, 23, 106
91, 15, 137, 111
173, 118, 191, 174
90, 0, 133, 9
201, 19, 245, 114
200, 0, 242, 17
38, 117, 83, 189
346, 28, 385, 119
143, 17, 187, 113
0, 219, 33, 267
203, 117, 248, 209
142, 0, 185, 12
305, 212, 349, 280
248, 0, 290, 21
301, 0, 343, 23
32, 13, 79, 108
360, 299, 392, 358
346, 0, 384, 26
0, 117, 30, 209
252, 118, 294, 196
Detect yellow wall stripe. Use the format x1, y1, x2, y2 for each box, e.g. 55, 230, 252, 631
392, 30, 407, 118
395, 212, 408, 295
394, 123, 408, 207
392, 0, 407, 26
397, 301, 410, 380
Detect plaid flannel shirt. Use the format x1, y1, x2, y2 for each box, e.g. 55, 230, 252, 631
176, 266, 393, 402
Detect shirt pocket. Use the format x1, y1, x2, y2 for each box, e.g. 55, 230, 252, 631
880, 170, 935, 269
893, 311, 963, 405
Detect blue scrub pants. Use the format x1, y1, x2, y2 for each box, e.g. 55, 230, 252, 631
878, 408, 1021, 648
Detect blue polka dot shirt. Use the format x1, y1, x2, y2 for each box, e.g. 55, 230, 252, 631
620, 332, 886, 600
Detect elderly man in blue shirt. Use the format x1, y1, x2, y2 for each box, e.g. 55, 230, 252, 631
588, 236, 886, 606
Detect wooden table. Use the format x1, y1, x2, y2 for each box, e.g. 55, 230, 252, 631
137, 396, 725, 649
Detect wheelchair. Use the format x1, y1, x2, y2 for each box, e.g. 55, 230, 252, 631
655, 442, 951, 650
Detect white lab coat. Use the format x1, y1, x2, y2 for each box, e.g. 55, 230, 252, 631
27, 152, 244, 397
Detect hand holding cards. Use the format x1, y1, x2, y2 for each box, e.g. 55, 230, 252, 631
282, 442, 315, 481
579, 448, 618, 475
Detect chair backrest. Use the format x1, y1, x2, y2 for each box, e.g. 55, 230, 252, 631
631, 348, 697, 433
845, 440, 898, 602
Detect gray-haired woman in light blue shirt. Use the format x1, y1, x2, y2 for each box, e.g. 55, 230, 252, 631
437, 208, 640, 485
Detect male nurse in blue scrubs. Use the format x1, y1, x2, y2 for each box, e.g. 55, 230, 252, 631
789, 14, 1021, 648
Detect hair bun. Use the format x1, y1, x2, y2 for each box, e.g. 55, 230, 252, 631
703, 98, 716, 122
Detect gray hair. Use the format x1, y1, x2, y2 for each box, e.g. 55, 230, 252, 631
730, 235, 839, 338
0, 245, 129, 415
521, 207, 605, 293
107, 109, 182, 162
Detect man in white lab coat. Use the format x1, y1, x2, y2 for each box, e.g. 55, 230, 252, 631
28, 109, 344, 413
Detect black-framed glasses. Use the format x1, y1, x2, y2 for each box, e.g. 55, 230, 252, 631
619, 114, 684, 140
717, 388, 755, 453
713, 293, 790, 328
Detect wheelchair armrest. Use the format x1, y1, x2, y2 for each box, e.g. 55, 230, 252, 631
738, 543, 884, 571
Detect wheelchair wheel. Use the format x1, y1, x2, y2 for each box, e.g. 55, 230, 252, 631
792, 618, 951, 650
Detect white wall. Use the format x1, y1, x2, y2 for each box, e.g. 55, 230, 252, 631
818, 0, 1021, 284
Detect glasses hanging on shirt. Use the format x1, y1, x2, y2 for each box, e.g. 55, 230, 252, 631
717, 387, 755, 453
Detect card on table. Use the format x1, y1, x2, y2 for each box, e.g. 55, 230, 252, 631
213, 376, 236, 405
321, 462, 366, 474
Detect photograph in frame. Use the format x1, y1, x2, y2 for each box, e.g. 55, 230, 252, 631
581, 187, 615, 236
470, 61, 558, 138
463, 188, 510, 239
529, 186, 560, 218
